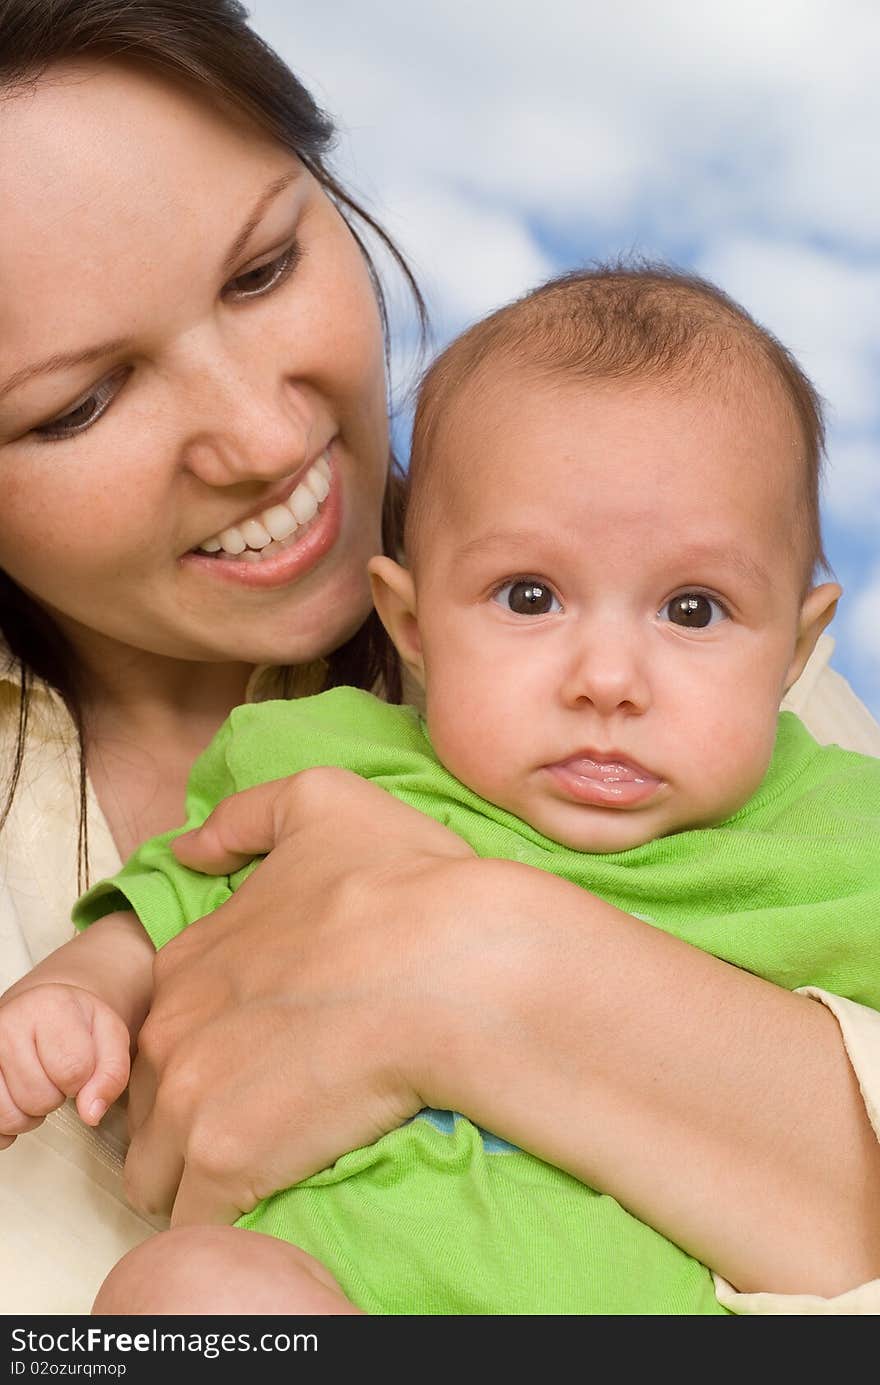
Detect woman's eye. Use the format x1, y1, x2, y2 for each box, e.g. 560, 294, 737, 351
493, 578, 562, 616
33, 369, 128, 441
224, 243, 300, 300
661, 593, 727, 629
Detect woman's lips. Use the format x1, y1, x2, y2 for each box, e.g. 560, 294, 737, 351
180, 454, 342, 591
544, 753, 662, 808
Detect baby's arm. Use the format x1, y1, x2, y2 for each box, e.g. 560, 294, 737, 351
0, 911, 154, 1146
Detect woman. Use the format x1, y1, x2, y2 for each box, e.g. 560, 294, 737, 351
1, 0, 879, 1316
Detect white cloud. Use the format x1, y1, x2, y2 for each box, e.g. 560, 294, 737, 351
353, 191, 553, 407
843, 565, 880, 695
695, 238, 880, 430
824, 438, 880, 531
250, 0, 880, 246
379, 186, 553, 328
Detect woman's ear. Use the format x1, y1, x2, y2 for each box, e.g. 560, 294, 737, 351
784, 582, 842, 692
367, 555, 425, 687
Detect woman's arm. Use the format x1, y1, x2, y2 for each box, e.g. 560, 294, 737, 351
124, 772, 880, 1299
421, 860, 880, 1299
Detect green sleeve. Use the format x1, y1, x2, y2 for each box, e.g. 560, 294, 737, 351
70, 688, 406, 948
73, 715, 246, 949
71, 687, 455, 948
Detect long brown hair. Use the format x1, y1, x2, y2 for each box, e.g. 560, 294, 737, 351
0, 0, 427, 884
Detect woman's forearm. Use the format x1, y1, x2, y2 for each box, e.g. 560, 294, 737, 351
151, 776, 880, 1293
416, 859, 880, 1297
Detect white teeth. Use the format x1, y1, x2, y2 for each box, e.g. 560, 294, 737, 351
218, 527, 246, 555
240, 518, 272, 549
306, 468, 330, 503
196, 452, 331, 557
289, 483, 319, 525
262, 505, 299, 542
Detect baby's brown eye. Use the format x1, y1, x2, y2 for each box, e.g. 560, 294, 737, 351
495, 579, 561, 616
664, 594, 724, 628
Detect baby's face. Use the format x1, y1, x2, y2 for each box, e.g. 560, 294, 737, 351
410, 369, 836, 852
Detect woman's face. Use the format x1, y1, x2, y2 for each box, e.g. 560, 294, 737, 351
0, 62, 390, 671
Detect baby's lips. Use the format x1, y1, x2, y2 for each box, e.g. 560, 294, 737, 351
544, 753, 662, 807
551, 751, 657, 784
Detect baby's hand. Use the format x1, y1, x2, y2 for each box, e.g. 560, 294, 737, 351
0, 984, 131, 1149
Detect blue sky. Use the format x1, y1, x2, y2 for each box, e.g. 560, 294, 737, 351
251, 0, 880, 719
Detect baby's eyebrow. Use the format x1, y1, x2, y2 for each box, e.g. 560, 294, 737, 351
453, 531, 772, 591
670, 542, 771, 590
454, 529, 540, 562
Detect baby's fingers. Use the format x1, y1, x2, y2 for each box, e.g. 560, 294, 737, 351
0, 1067, 45, 1143
0, 987, 127, 1136
28, 993, 111, 1111
72, 1004, 131, 1127
0, 1018, 67, 1125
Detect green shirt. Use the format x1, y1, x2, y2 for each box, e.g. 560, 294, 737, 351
76, 690, 880, 1314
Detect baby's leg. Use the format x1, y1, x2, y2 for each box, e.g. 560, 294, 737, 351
92, 1226, 363, 1315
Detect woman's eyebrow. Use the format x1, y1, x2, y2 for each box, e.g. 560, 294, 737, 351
0, 171, 302, 403
220, 169, 301, 277
0, 339, 131, 401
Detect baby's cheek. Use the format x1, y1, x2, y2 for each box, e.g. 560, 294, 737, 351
431, 716, 492, 796
424, 686, 510, 805
689, 712, 778, 821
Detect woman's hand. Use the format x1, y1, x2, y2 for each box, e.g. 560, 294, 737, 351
125, 762, 880, 1297
124, 767, 482, 1227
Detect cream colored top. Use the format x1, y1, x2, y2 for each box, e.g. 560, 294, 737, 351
2, 634, 880, 1314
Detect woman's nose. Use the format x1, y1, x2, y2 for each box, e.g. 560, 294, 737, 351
559, 626, 651, 716
179, 356, 316, 488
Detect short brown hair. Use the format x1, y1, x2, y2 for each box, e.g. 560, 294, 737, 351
406, 262, 830, 586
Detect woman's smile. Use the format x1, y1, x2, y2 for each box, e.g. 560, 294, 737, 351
0, 60, 389, 668
182, 449, 343, 590
192, 451, 332, 558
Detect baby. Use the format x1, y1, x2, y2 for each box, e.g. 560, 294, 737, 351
3, 265, 880, 1316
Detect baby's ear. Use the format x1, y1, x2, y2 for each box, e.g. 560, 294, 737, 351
784, 582, 842, 692
367, 555, 425, 687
